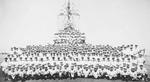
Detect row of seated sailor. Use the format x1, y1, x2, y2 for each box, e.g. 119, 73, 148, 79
1, 60, 148, 81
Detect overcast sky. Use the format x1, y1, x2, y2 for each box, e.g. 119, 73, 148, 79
0, 0, 150, 55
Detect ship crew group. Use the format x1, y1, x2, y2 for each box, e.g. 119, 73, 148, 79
0, 44, 149, 81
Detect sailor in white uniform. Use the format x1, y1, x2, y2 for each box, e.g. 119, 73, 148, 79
93, 68, 99, 79
11, 68, 16, 80
83, 67, 89, 78
130, 67, 138, 81
77, 66, 81, 78
70, 66, 75, 79
137, 65, 147, 80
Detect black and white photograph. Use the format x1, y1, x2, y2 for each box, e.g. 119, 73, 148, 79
0, 0, 150, 82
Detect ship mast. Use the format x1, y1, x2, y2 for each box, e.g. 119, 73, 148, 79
66, 0, 71, 23
59, 0, 79, 30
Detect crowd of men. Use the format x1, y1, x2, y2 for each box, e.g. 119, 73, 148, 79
0, 44, 149, 81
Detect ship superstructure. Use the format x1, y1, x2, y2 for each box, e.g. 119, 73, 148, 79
0, 0, 148, 81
